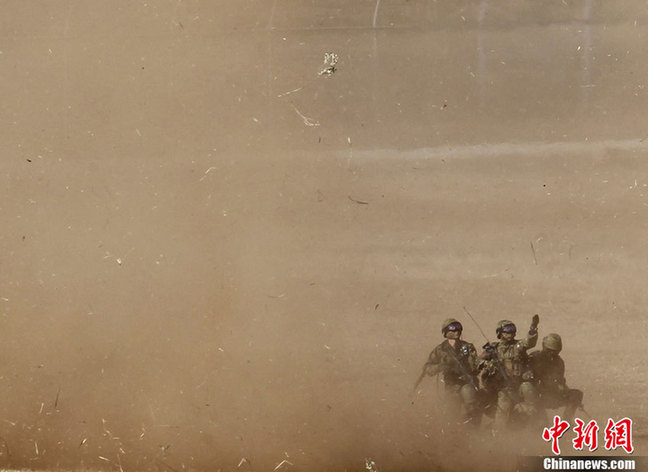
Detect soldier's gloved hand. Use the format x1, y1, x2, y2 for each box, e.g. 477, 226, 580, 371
529, 314, 540, 335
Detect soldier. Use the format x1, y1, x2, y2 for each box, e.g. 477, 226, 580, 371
530, 333, 583, 421
479, 316, 540, 429
415, 318, 481, 426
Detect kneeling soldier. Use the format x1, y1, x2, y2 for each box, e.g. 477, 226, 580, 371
530, 333, 583, 421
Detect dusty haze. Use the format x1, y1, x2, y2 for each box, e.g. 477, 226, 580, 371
0, 1, 647, 471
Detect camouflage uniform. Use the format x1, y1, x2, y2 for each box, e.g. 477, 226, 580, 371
423, 319, 481, 425
530, 333, 583, 421
479, 318, 540, 428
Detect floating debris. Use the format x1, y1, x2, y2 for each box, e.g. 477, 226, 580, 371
365, 457, 379, 472
291, 105, 319, 127
348, 196, 369, 205
319, 52, 338, 76
199, 166, 217, 182
273, 459, 293, 471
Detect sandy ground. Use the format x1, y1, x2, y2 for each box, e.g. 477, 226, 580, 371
1, 1, 647, 471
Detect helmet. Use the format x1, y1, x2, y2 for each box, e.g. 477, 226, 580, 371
543, 333, 562, 352
496, 320, 516, 338
441, 318, 463, 336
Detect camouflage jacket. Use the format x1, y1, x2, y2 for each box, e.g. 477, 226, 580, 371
479, 332, 537, 385
529, 350, 568, 394
424, 339, 479, 386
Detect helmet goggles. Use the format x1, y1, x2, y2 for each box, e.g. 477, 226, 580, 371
500, 323, 516, 334
445, 321, 463, 333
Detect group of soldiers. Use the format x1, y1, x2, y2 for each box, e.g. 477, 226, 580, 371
415, 315, 583, 430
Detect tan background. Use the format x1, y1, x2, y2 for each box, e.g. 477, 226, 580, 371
0, 1, 647, 471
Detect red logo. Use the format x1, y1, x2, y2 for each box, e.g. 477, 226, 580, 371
572, 419, 599, 451
542, 416, 571, 455
604, 418, 634, 454
543, 416, 634, 455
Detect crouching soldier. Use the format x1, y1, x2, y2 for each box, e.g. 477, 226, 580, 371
415, 318, 482, 426
479, 316, 541, 429
530, 333, 584, 421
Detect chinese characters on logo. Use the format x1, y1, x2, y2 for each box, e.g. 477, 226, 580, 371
573, 418, 599, 451
542, 416, 570, 455
542, 416, 633, 455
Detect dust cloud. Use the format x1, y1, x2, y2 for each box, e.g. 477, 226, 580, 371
0, 1, 647, 471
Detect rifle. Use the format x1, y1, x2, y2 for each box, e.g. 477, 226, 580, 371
413, 369, 426, 392
444, 342, 479, 391
413, 341, 479, 392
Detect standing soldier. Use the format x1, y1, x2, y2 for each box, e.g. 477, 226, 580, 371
479, 316, 540, 429
530, 333, 583, 421
415, 318, 481, 426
